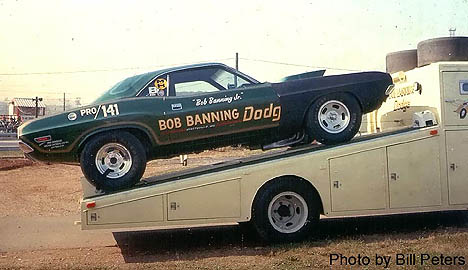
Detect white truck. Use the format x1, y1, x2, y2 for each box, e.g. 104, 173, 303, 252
80, 62, 468, 242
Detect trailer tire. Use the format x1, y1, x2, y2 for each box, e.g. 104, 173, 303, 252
80, 131, 146, 192
386, 49, 418, 73
305, 93, 362, 145
417, 37, 468, 67
251, 179, 319, 242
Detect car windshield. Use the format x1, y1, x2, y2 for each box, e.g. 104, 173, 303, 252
92, 72, 156, 104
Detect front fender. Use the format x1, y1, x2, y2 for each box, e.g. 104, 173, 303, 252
75, 122, 158, 156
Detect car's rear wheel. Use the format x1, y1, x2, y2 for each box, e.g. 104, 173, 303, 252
80, 131, 146, 192
305, 93, 361, 144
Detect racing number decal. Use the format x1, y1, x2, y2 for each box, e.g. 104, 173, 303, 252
101, 104, 120, 118
80, 104, 120, 119
155, 78, 167, 90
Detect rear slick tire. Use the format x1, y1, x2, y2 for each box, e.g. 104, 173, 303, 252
305, 93, 362, 145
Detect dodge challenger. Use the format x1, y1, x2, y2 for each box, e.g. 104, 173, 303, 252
18, 63, 393, 191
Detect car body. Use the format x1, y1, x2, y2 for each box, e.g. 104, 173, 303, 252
18, 62, 393, 191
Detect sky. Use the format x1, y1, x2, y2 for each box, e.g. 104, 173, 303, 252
0, 0, 467, 105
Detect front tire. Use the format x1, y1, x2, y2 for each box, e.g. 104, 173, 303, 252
305, 93, 362, 145
80, 131, 146, 192
251, 179, 319, 242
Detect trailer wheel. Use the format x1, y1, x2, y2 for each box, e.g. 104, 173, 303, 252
80, 131, 146, 192
305, 93, 361, 145
251, 179, 319, 242
460, 108, 467, 119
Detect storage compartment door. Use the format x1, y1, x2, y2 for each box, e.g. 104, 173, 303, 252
443, 72, 468, 126
167, 179, 241, 221
446, 130, 468, 205
329, 149, 387, 212
387, 137, 441, 208
87, 195, 164, 225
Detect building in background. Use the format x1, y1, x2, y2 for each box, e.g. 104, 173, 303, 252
0, 100, 8, 115
9, 97, 46, 120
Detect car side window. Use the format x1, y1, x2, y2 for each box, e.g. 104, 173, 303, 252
175, 81, 219, 97
138, 66, 254, 98
171, 67, 254, 97
169, 67, 223, 97
211, 69, 252, 89
138, 75, 169, 97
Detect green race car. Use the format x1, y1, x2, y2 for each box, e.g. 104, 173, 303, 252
18, 63, 393, 191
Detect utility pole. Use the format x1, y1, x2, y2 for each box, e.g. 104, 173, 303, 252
234, 52, 239, 88
33, 96, 43, 118
63, 92, 66, 111
449, 28, 456, 37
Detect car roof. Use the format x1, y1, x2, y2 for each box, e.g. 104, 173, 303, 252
138, 62, 259, 84
144, 62, 230, 77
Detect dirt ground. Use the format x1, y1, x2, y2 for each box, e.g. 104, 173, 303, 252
0, 147, 262, 218
0, 159, 34, 171
1, 148, 468, 269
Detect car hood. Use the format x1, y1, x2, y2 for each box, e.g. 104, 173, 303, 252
18, 111, 72, 138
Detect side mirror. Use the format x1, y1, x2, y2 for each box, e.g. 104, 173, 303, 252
227, 83, 236, 89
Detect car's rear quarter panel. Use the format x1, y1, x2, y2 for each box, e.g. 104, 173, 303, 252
272, 72, 392, 134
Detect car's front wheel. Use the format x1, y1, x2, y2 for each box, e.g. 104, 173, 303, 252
305, 93, 362, 145
80, 131, 146, 192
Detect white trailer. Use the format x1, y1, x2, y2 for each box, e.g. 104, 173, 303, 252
80, 62, 468, 242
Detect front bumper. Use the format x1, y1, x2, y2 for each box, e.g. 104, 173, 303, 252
18, 141, 34, 154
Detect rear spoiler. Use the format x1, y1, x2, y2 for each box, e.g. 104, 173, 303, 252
279, 70, 326, 82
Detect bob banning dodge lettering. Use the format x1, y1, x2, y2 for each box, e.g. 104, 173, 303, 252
158, 103, 281, 131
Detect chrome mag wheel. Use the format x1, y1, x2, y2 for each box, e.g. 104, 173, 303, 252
95, 143, 133, 179
318, 100, 350, 134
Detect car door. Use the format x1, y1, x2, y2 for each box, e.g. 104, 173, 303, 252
160, 66, 281, 144
135, 73, 175, 145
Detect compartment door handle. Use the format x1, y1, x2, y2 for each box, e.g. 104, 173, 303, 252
390, 173, 399, 181
450, 163, 456, 171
